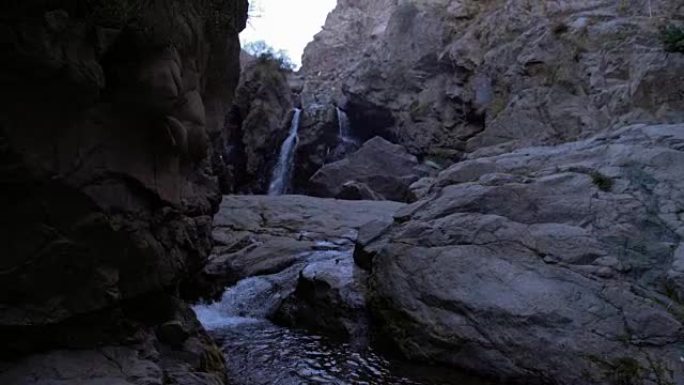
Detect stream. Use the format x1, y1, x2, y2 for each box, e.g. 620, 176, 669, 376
193, 247, 492, 385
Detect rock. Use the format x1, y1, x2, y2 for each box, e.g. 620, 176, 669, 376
0, 1, 247, 382
292, 104, 342, 192
408, 177, 436, 200
353, 219, 395, 271
0, 346, 163, 385
337, 181, 384, 201
300, 0, 684, 161
157, 321, 190, 347
195, 195, 404, 342
202, 195, 404, 289
274, 257, 370, 344
363, 124, 684, 385
224, 55, 295, 193
308, 136, 430, 202
0, 301, 227, 385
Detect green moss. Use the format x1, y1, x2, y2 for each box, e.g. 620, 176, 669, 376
591, 171, 614, 192
661, 24, 684, 53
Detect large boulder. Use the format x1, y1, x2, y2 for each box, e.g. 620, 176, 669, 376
308, 136, 431, 202
362, 124, 684, 385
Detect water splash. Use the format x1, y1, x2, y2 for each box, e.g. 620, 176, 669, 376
268, 108, 302, 195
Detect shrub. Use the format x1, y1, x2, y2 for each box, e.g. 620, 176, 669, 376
243, 40, 296, 71
590, 171, 613, 192
661, 24, 684, 53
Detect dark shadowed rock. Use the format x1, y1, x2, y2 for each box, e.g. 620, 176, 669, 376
274, 257, 370, 344
308, 136, 430, 202
0, 1, 247, 382
224, 55, 295, 193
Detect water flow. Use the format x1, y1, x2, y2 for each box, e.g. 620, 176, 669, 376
336, 107, 357, 145
193, 250, 492, 385
268, 109, 302, 195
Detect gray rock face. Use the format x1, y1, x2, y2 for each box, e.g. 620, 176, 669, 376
205, 195, 404, 286
308, 136, 430, 202
361, 123, 684, 384
301, 0, 684, 161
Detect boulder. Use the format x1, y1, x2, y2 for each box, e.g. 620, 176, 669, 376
224, 55, 295, 193
274, 257, 370, 344
308, 136, 429, 202
0, 1, 247, 382
362, 124, 684, 385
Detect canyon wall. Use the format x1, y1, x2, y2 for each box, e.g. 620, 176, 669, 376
0, 1, 247, 383
301, 0, 684, 162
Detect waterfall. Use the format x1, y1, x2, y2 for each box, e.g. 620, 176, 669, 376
336, 107, 357, 145
268, 108, 302, 195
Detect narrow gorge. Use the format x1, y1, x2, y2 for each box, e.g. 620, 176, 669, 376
1, 1, 684, 385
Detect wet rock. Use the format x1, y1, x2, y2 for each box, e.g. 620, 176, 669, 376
202, 195, 404, 291
309, 137, 431, 202
363, 123, 684, 384
275, 257, 370, 344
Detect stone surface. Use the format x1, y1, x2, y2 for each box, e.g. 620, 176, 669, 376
360, 123, 684, 385
224, 54, 295, 193
274, 257, 370, 344
308, 136, 430, 202
0, 301, 227, 385
203, 195, 404, 287
0, 1, 247, 383
301, 0, 684, 162
196, 195, 403, 343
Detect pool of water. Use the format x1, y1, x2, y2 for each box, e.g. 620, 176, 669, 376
193, 273, 492, 385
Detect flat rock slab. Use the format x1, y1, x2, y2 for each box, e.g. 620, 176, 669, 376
206, 195, 404, 283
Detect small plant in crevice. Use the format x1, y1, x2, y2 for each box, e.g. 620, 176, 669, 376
244, 40, 296, 71
591, 171, 613, 192
661, 24, 684, 53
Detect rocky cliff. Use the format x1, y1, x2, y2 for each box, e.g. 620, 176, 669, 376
0, 1, 247, 383
224, 53, 295, 193
301, 0, 684, 162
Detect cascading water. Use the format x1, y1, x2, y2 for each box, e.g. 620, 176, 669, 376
268, 108, 302, 195
336, 107, 357, 146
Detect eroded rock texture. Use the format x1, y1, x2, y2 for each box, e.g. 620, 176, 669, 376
301, 0, 684, 162
0, 1, 248, 383
361, 124, 684, 385
224, 54, 295, 193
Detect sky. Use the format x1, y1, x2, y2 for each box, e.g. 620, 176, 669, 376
240, 0, 337, 68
